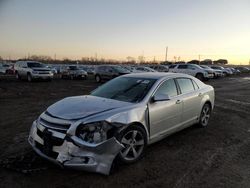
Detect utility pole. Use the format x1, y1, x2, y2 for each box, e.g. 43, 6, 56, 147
95, 53, 97, 61
165, 46, 168, 62
198, 54, 201, 65
54, 53, 56, 61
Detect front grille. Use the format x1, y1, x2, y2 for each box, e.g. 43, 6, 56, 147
35, 128, 65, 159
39, 117, 71, 132
38, 72, 50, 74
37, 129, 64, 146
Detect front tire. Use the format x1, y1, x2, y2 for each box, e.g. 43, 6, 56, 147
198, 103, 211, 127
16, 72, 21, 80
116, 125, 147, 164
95, 75, 101, 83
196, 73, 204, 81
27, 73, 32, 82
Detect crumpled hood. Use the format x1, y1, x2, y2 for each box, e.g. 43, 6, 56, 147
47, 95, 132, 120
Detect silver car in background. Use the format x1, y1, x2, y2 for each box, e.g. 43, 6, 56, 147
15, 61, 53, 81
28, 73, 214, 175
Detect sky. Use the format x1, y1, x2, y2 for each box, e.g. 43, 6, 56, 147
0, 0, 250, 64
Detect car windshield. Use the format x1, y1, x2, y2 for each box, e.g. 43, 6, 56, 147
145, 67, 157, 72
113, 66, 129, 73
91, 77, 156, 103
27, 62, 45, 68
200, 65, 210, 69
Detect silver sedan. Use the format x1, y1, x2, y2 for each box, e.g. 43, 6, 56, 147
28, 73, 214, 175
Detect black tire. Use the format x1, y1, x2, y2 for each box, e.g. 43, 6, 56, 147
198, 103, 212, 127
196, 73, 204, 81
15, 72, 21, 80
116, 125, 147, 164
27, 73, 32, 82
95, 75, 101, 83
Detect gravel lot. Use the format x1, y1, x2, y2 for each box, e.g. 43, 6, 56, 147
0, 74, 250, 188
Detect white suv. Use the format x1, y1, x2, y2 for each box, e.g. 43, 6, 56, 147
169, 64, 214, 81
14, 61, 53, 81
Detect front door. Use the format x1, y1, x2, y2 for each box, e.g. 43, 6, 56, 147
148, 79, 182, 140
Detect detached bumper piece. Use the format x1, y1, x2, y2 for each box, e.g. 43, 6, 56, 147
28, 121, 123, 175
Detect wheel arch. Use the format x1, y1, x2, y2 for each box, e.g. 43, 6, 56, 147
118, 122, 149, 144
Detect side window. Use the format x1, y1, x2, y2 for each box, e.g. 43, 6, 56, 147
178, 65, 187, 69
99, 66, 105, 72
176, 78, 195, 94
192, 80, 199, 90
155, 79, 178, 98
106, 67, 113, 72
169, 64, 176, 69
187, 65, 195, 69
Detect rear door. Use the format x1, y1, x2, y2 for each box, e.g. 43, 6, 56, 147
20, 62, 27, 76
148, 79, 182, 140
175, 78, 201, 125
176, 64, 188, 74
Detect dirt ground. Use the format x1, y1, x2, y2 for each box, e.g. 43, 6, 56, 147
0, 74, 250, 188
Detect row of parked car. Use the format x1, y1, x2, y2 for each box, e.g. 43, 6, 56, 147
1, 61, 249, 82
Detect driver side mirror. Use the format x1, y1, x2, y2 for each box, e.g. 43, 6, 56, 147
152, 94, 170, 102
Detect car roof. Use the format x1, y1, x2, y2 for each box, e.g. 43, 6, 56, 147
121, 72, 193, 79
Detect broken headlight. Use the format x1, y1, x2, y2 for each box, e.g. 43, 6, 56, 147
76, 121, 112, 144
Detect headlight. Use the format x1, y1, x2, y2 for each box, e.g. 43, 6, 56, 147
32, 71, 39, 74
76, 121, 113, 144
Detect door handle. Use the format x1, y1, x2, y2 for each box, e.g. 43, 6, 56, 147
198, 93, 202, 97
176, 99, 182, 104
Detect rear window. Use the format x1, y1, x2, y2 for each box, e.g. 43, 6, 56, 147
176, 78, 195, 94
177, 65, 188, 69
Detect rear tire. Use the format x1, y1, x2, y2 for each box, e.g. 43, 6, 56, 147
198, 103, 211, 127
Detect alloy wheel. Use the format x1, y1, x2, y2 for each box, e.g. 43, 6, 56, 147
120, 130, 145, 161
200, 104, 211, 126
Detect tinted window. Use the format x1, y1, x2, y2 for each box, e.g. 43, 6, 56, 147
113, 66, 129, 73
178, 65, 188, 69
68, 66, 78, 70
176, 78, 195, 94
155, 79, 178, 97
27, 62, 44, 68
187, 65, 195, 69
169, 64, 177, 68
98, 66, 106, 72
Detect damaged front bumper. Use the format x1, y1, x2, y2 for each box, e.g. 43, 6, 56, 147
28, 121, 124, 175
